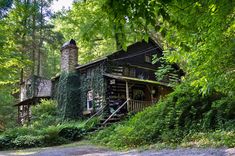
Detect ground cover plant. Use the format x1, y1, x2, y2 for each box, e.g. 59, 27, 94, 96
0, 100, 99, 150
91, 83, 235, 149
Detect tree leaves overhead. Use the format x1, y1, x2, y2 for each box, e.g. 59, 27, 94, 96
100, 0, 235, 95
0, 0, 63, 86
0, 0, 13, 18
57, 0, 234, 95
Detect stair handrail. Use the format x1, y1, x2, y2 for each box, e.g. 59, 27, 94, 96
84, 104, 107, 125
102, 99, 130, 125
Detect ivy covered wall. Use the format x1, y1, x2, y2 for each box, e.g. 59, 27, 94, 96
56, 72, 82, 119
79, 62, 106, 112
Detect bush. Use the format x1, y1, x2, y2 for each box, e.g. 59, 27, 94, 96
12, 135, 43, 148
0, 100, 99, 150
0, 135, 13, 150
58, 127, 84, 141
31, 100, 61, 129
0, 126, 40, 150
3, 127, 36, 138
32, 99, 57, 117
39, 126, 68, 146
92, 83, 235, 148
83, 117, 101, 132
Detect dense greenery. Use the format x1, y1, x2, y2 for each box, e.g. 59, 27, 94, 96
0, 0, 234, 150
0, 100, 99, 150
92, 83, 235, 148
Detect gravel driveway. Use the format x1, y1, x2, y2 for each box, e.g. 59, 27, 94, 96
0, 145, 234, 156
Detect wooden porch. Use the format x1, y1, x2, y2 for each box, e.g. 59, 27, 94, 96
104, 73, 170, 114
128, 99, 155, 112
84, 74, 172, 125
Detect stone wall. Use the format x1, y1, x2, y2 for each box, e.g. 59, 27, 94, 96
60, 40, 78, 73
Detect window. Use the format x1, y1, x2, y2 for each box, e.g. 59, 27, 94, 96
87, 90, 93, 110
123, 67, 136, 77
123, 67, 129, 76
130, 68, 136, 77
145, 54, 151, 63
133, 89, 145, 101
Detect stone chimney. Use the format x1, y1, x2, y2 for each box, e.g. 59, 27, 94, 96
60, 39, 78, 72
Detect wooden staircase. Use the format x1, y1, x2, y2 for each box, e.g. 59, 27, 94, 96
85, 99, 154, 133
84, 100, 129, 133
85, 113, 126, 133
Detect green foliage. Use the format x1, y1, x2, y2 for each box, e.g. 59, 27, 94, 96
79, 65, 105, 111
32, 99, 57, 117
92, 83, 235, 148
58, 127, 83, 141
0, 126, 38, 150
83, 117, 101, 131
0, 88, 17, 129
12, 135, 43, 148
0, 135, 14, 149
0, 117, 101, 150
0, 0, 13, 18
57, 72, 81, 120
61, 0, 234, 96
31, 100, 60, 128
31, 99, 60, 128
39, 125, 68, 146
182, 131, 235, 148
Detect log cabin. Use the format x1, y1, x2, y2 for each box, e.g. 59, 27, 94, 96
15, 38, 182, 124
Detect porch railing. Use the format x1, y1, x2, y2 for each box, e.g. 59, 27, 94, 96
103, 99, 129, 125
84, 104, 107, 125
128, 100, 155, 113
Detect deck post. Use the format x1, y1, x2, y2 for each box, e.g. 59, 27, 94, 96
146, 84, 153, 103
126, 81, 130, 111
18, 106, 20, 124
27, 105, 30, 123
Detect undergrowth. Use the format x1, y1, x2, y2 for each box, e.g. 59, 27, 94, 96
91, 83, 235, 149
0, 100, 99, 150
1, 83, 234, 150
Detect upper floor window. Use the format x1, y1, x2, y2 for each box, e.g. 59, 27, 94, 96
130, 68, 136, 77
145, 54, 152, 63
123, 67, 136, 77
123, 67, 129, 76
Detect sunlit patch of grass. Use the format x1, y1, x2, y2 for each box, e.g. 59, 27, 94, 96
180, 130, 235, 148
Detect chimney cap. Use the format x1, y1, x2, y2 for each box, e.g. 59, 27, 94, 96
61, 39, 78, 51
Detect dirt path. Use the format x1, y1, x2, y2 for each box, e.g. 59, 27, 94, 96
0, 145, 234, 156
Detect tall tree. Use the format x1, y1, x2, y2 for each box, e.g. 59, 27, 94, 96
0, 0, 63, 127
61, 0, 234, 95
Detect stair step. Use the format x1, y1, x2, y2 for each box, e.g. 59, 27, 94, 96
101, 117, 121, 122
103, 113, 125, 118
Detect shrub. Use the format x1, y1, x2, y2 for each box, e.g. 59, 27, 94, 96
58, 127, 84, 141
0, 135, 13, 150
12, 135, 43, 148
31, 100, 61, 129
3, 127, 36, 138
83, 117, 101, 132
92, 83, 235, 148
39, 126, 68, 146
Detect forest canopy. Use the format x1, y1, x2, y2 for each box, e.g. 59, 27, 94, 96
57, 0, 234, 96
0, 0, 234, 128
